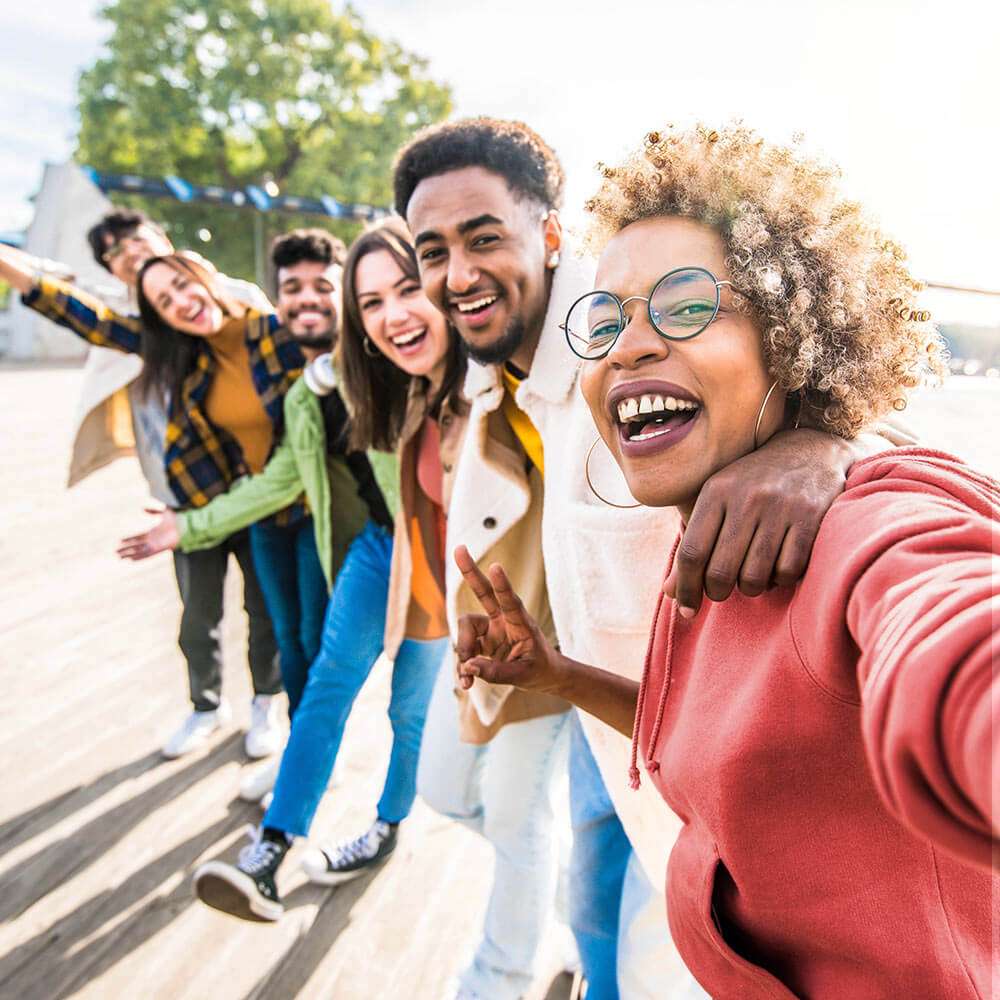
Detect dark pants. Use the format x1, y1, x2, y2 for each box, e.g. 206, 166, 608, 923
171, 530, 281, 712
248, 516, 328, 718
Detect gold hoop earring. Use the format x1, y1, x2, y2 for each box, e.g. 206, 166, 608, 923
585, 437, 641, 509
752, 381, 779, 450
363, 336, 380, 358
753, 381, 801, 449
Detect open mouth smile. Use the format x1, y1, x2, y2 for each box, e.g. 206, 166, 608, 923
449, 292, 502, 329
390, 326, 429, 354
292, 309, 331, 325
608, 381, 702, 456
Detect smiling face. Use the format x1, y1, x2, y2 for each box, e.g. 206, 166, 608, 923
406, 166, 560, 371
102, 224, 174, 287
580, 216, 786, 513
140, 261, 225, 337
353, 248, 451, 380
276, 259, 339, 350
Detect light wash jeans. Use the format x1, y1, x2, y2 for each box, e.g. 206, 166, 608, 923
418, 658, 570, 1000
265, 521, 447, 837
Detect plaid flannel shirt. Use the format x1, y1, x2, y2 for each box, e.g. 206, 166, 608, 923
24, 277, 306, 524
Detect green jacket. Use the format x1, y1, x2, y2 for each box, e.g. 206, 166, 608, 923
179, 376, 394, 589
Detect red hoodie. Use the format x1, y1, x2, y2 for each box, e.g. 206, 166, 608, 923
634, 449, 998, 999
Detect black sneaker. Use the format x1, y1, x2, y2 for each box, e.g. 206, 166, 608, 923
301, 819, 398, 885
194, 826, 289, 921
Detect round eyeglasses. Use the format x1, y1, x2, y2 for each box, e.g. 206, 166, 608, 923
561, 266, 732, 360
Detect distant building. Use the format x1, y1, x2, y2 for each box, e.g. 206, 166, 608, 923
3, 162, 128, 361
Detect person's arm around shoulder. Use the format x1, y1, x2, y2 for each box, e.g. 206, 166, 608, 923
0, 243, 141, 353
667, 425, 903, 617
791, 452, 999, 870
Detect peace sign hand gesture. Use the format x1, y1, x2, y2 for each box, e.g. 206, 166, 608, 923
453, 545, 566, 696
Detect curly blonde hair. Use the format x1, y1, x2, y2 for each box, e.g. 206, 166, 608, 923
584, 123, 947, 437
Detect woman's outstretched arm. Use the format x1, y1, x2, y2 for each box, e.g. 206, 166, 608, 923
0, 243, 142, 353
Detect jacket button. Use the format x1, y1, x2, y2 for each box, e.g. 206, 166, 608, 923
483, 516, 497, 529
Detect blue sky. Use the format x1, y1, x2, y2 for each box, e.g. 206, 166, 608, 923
2, 0, 997, 306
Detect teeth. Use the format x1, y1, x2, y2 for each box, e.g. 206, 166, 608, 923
393, 328, 425, 346
633, 424, 675, 442
616, 393, 699, 423
456, 295, 498, 313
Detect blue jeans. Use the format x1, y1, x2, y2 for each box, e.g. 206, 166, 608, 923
418, 658, 570, 1000
569, 711, 631, 1000
265, 521, 447, 838
249, 516, 328, 717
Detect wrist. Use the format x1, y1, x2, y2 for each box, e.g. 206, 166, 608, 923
547, 651, 577, 699
778, 425, 855, 473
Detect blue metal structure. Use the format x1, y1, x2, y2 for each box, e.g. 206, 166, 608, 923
81, 167, 390, 221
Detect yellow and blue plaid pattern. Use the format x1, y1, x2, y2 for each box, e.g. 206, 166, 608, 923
25, 278, 306, 523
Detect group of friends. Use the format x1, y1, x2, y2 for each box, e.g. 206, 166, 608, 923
3, 117, 995, 1000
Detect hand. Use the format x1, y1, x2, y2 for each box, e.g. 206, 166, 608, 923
453, 545, 564, 695
116, 508, 181, 561
666, 428, 852, 617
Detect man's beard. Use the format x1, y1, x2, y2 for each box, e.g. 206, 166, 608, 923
288, 310, 334, 350
463, 315, 526, 366
293, 331, 334, 350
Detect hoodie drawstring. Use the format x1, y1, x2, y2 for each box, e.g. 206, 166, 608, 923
629, 534, 682, 790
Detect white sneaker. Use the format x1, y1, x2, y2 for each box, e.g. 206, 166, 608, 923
161, 702, 231, 759
240, 759, 280, 802
244, 695, 283, 759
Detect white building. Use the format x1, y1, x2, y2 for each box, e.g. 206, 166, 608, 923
5, 162, 127, 361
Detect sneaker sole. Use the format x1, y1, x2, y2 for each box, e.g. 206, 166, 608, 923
194, 863, 283, 922
300, 847, 395, 886
160, 734, 213, 760
238, 776, 278, 802
244, 739, 283, 760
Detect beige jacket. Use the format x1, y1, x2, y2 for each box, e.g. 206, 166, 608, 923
444, 343, 574, 737
385, 383, 561, 744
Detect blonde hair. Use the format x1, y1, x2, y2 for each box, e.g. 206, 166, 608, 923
584, 123, 947, 437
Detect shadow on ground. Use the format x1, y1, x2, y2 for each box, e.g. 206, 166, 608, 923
0, 735, 386, 1000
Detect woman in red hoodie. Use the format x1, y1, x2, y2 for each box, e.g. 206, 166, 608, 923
452, 124, 998, 999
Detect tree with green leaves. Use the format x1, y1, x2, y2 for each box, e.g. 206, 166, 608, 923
75, 0, 452, 282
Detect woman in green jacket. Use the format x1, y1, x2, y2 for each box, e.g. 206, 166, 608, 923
119, 218, 466, 922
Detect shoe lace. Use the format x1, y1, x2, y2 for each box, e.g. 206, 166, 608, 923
328, 822, 388, 866
237, 826, 284, 875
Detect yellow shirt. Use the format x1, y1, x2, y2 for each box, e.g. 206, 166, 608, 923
500, 365, 544, 477
204, 317, 273, 473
